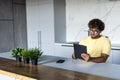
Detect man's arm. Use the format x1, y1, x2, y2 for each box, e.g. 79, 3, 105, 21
81, 53, 109, 63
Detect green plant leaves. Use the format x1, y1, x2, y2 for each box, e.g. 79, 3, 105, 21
11, 47, 43, 59
29, 48, 43, 59
11, 47, 23, 58
21, 49, 30, 58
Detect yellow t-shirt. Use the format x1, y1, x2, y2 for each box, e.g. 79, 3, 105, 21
79, 35, 111, 57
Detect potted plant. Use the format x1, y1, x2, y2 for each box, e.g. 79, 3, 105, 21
21, 49, 30, 64
29, 48, 43, 65
11, 47, 24, 62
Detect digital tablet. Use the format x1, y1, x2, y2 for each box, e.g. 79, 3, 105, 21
73, 44, 87, 59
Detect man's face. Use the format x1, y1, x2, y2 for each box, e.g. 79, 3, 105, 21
89, 28, 101, 39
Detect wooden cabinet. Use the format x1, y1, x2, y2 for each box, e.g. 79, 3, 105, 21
0, 0, 27, 53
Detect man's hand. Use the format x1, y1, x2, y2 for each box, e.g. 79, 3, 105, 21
72, 53, 76, 59
81, 53, 90, 61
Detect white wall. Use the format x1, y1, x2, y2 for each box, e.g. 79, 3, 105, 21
66, 0, 120, 44
26, 0, 73, 58
26, 0, 54, 55
26, 0, 120, 58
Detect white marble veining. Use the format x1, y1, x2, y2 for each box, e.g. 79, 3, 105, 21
0, 74, 17, 80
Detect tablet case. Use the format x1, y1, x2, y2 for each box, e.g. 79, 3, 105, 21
73, 44, 87, 59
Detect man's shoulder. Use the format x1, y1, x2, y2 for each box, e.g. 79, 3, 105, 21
100, 35, 110, 41
100, 35, 111, 44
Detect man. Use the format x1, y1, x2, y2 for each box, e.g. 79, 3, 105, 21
72, 18, 111, 63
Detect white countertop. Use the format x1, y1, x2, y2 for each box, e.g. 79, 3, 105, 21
111, 44, 120, 50
38, 55, 120, 80
0, 52, 120, 79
